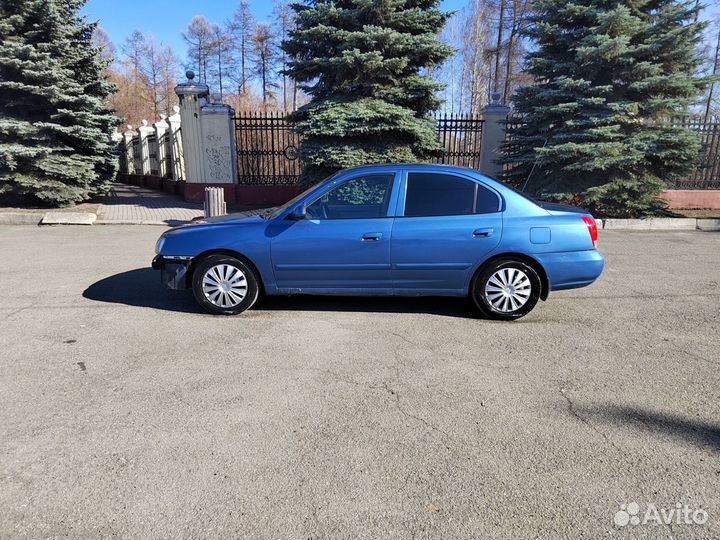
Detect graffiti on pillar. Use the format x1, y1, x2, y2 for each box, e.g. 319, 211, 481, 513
205, 133, 231, 182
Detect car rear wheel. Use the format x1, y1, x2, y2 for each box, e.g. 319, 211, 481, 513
192, 254, 260, 315
471, 259, 541, 321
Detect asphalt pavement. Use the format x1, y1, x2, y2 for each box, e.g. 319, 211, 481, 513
0, 225, 718, 539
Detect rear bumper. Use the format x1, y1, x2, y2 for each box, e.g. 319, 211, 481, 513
152, 255, 191, 290
535, 249, 605, 291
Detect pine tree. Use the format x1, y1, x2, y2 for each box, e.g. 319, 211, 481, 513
283, 0, 453, 184
502, 0, 710, 218
0, 0, 120, 207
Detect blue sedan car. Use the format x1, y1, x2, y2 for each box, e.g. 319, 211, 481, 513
152, 164, 604, 320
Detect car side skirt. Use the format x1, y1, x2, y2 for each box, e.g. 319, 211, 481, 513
274, 287, 466, 297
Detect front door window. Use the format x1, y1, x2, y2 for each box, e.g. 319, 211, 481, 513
305, 174, 394, 220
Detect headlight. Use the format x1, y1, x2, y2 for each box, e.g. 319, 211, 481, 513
155, 236, 166, 254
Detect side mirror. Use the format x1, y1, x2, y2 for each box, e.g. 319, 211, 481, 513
288, 205, 306, 220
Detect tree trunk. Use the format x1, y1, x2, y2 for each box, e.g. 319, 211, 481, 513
241, 41, 246, 95
218, 46, 223, 100
502, 0, 519, 104
492, 0, 506, 95
703, 30, 720, 123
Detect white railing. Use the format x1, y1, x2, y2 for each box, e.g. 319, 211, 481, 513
114, 106, 185, 182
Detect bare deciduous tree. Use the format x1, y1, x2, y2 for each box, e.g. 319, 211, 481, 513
439, 0, 532, 113
183, 16, 216, 83
251, 23, 278, 106
227, 0, 255, 96
273, 0, 295, 111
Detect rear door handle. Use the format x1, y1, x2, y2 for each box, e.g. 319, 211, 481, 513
473, 228, 494, 238
362, 232, 383, 241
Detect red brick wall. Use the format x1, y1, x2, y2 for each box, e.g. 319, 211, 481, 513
661, 190, 720, 210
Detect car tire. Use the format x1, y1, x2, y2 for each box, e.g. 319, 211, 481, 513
191, 254, 260, 315
471, 258, 542, 321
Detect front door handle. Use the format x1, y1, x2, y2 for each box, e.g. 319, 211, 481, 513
362, 232, 383, 241
473, 228, 494, 238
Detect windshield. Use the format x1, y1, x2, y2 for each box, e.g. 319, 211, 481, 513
264, 174, 336, 219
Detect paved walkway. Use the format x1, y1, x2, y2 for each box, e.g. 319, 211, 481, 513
97, 184, 204, 225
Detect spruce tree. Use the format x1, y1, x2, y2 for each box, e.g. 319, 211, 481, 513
0, 0, 119, 207
502, 0, 709, 218
283, 0, 453, 184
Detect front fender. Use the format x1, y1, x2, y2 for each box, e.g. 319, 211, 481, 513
157, 221, 276, 291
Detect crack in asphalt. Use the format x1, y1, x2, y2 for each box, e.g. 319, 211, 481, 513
380, 380, 452, 448
559, 388, 625, 456
558, 388, 677, 538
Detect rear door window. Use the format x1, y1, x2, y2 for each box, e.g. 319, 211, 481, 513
404, 173, 500, 217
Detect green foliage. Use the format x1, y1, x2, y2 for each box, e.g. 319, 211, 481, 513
0, 0, 120, 207
283, 0, 453, 184
502, 0, 711, 218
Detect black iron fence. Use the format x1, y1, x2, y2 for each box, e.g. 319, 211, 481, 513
233, 112, 302, 185
671, 116, 720, 189
232, 112, 484, 185
432, 113, 484, 169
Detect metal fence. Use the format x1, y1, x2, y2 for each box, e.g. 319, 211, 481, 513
233, 112, 303, 185
432, 113, 484, 169
671, 116, 720, 189
502, 114, 720, 190
232, 112, 484, 185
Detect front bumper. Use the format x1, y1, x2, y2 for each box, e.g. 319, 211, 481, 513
152, 255, 192, 290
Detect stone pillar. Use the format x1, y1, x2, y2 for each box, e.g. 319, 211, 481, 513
112, 129, 126, 174
137, 120, 155, 176
168, 106, 185, 182
154, 115, 170, 178
123, 127, 137, 175
200, 98, 237, 185
175, 71, 210, 185
175, 71, 237, 202
479, 92, 512, 179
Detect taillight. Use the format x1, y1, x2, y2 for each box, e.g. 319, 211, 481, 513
581, 216, 598, 248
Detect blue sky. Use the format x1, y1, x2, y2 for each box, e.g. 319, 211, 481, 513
83, 0, 466, 59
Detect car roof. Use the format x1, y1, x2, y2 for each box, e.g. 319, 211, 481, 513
340, 163, 484, 176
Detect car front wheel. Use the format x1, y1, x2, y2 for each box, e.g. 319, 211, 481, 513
471, 259, 541, 320
191, 254, 260, 315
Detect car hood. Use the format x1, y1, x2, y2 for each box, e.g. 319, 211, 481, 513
170, 210, 268, 231
199, 210, 271, 224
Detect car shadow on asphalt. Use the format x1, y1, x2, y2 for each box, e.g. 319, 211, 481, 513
83, 268, 203, 314
579, 404, 720, 454
83, 267, 481, 318
254, 295, 480, 318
